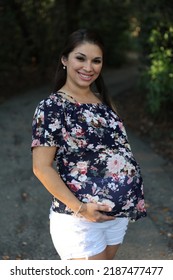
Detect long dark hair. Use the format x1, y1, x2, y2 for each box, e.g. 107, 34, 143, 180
53, 28, 113, 109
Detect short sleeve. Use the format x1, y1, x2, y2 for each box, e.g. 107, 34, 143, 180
31, 96, 63, 148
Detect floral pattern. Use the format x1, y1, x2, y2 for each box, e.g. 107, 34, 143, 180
31, 92, 147, 221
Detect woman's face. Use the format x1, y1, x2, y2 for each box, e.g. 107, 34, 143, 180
62, 42, 103, 89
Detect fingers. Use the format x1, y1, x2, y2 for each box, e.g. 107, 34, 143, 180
93, 203, 116, 222
94, 212, 115, 222
81, 202, 116, 222
97, 204, 112, 213
101, 215, 115, 222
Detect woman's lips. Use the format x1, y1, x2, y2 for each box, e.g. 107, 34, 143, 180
78, 72, 93, 81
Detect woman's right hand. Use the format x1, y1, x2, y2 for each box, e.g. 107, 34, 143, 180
80, 203, 115, 222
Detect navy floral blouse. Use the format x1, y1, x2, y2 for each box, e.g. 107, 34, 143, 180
31, 92, 147, 221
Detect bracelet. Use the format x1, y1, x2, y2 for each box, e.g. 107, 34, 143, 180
75, 202, 83, 216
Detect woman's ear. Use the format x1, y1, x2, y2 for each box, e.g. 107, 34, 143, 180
61, 56, 67, 67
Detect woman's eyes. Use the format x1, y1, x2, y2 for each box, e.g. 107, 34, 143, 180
76, 56, 102, 64
76, 56, 85, 61
93, 59, 102, 64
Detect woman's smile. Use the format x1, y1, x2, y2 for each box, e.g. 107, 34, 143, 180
78, 72, 93, 81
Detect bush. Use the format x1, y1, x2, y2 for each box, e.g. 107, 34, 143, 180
142, 26, 173, 116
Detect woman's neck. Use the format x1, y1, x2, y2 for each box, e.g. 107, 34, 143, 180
60, 83, 101, 104
62, 83, 91, 97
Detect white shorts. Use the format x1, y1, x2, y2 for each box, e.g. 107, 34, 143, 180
49, 211, 129, 260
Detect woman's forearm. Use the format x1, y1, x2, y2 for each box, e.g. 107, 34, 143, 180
33, 165, 82, 213
33, 165, 114, 222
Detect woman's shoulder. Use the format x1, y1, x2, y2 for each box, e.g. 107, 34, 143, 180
32, 93, 68, 120
36, 92, 66, 109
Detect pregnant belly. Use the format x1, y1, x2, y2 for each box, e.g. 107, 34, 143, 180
67, 175, 143, 216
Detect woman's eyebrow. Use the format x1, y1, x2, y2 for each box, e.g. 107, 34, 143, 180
75, 52, 86, 56
75, 52, 102, 59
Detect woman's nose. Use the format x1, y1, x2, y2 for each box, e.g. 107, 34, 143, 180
83, 61, 92, 71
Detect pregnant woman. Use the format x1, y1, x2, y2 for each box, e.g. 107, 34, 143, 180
31, 28, 146, 260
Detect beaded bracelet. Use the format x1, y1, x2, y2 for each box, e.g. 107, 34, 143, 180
75, 202, 83, 216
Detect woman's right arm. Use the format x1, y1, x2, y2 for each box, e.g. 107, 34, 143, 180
32, 146, 115, 222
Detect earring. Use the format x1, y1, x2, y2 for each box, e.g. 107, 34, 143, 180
63, 65, 66, 70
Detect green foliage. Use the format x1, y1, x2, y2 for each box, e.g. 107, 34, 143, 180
144, 26, 173, 115
133, 0, 173, 117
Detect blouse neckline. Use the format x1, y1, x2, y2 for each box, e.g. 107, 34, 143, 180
56, 91, 104, 106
